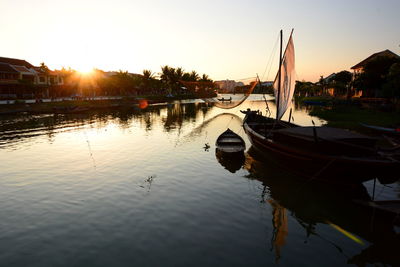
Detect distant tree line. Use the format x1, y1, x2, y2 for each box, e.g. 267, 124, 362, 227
295, 70, 352, 97
47, 65, 216, 98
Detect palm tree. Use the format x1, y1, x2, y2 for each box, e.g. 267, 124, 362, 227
114, 70, 136, 95
175, 67, 184, 81
160, 65, 177, 94
200, 74, 212, 82
318, 75, 327, 95
141, 69, 155, 94
182, 72, 191, 81
39, 62, 50, 73
189, 70, 199, 81
143, 69, 154, 80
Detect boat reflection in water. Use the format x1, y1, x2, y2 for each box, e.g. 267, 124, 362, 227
215, 149, 245, 173
243, 146, 400, 266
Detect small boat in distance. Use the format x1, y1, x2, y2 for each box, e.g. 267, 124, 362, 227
218, 97, 232, 102
216, 128, 245, 153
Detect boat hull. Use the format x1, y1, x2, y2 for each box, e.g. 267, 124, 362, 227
243, 115, 400, 183
215, 128, 246, 153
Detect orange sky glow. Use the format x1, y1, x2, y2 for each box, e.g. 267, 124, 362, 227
1, 0, 399, 82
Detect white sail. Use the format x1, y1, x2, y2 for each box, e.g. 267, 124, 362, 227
273, 35, 295, 120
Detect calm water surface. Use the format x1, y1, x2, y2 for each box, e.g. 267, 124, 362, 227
0, 96, 399, 266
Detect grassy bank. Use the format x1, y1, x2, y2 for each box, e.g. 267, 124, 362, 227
309, 104, 400, 132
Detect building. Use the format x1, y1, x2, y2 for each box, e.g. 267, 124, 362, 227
260, 81, 273, 87
350, 49, 400, 75
0, 56, 64, 99
214, 80, 244, 93
350, 50, 400, 98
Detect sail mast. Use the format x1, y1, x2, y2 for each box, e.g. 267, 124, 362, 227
276, 30, 283, 121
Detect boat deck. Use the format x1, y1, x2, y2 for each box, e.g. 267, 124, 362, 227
216, 128, 245, 153
276, 126, 374, 141
371, 200, 400, 212
217, 138, 243, 144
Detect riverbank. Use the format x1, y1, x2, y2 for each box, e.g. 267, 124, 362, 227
0, 94, 208, 115
308, 104, 400, 132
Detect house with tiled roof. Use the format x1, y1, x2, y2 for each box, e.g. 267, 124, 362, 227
351, 50, 400, 75
0, 57, 34, 69
0, 63, 19, 82
350, 49, 400, 98
0, 56, 64, 98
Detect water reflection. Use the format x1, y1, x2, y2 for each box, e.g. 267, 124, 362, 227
0, 97, 399, 266
215, 149, 245, 173
244, 147, 400, 266
0, 102, 212, 149
267, 199, 288, 263
0, 97, 324, 150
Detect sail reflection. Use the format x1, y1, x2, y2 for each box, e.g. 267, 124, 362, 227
267, 199, 288, 263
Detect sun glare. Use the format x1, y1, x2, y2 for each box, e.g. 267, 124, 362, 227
78, 67, 94, 76
72, 59, 95, 76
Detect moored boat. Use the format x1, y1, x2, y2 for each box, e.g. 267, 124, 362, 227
242, 30, 400, 181
360, 123, 400, 140
215, 128, 245, 154
218, 97, 232, 102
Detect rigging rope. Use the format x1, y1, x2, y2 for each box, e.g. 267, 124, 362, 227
180, 33, 281, 112
226, 116, 234, 129
261, 33, 280, 81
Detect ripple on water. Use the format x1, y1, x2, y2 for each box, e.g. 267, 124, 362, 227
0, 102, 399, 267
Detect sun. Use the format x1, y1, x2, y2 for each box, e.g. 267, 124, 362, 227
77, 66, 94, 76
73, 59, 95, 75
79, 69, 94, 76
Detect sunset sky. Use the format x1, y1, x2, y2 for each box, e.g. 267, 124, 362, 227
1, 0, 399, 81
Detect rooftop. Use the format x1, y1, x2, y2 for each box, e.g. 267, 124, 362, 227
351, 49, 400, 70
0, 56, 34, 69
0, 63, 19, 73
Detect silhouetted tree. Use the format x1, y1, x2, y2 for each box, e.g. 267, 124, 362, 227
39, 62, 50, 74
142, 69, 154, 80
189, 70, 199, 81
332, 70, 352, 97
382, 63, 400, 98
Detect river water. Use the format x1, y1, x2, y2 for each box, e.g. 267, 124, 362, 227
0, 96, 399, 266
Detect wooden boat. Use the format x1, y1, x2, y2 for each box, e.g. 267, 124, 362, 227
360, 123, 400, 136
218, 97, 232, 102
244, 121, 400, 181
215, 128, 245, 153
242, 30, 400, 181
